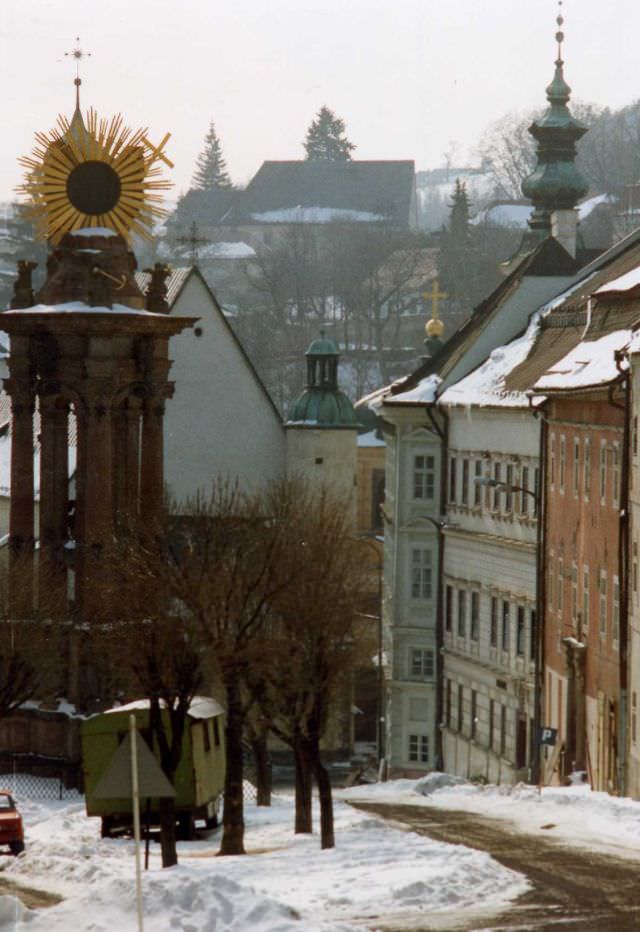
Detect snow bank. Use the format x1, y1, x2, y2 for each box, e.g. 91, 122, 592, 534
340, 776, 640, 859
0, 786, 527, 930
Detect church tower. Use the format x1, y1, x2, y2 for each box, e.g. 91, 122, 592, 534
520, 5, 588, 253
285, 334, 359, 525
4, 75, 194, 685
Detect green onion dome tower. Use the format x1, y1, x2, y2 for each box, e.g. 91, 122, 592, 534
285, 332, 359, 526
520, 4, 588, 249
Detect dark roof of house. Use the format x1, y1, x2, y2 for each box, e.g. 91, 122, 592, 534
169, 188, 239, 229
233, 160, 416, 226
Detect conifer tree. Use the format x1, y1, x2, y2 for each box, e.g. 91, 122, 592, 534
438, 180, 474, 311
191, 121, 233, 190
303, 106, 355, 161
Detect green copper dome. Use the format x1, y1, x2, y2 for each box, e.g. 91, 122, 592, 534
287, 332, 358, 428
521, 14, 588, 243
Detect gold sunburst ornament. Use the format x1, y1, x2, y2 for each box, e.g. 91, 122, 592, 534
18, 104, 174, 244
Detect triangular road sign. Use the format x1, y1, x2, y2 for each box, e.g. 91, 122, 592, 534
93, 731, 176, 799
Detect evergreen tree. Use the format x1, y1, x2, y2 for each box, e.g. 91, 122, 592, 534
438, 180, 475, 316
303, 106, 355, 161
191, 121, 233, 190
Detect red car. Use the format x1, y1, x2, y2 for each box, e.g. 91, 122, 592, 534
0, 791, 24, 855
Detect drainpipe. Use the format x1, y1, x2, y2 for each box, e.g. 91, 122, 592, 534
615, 355, 630, 796
428, 403, 448, 771
531, 397, 548, 786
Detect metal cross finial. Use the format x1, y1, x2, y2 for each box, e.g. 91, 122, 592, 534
65, 37, 92, 110
177, 222, 209, 266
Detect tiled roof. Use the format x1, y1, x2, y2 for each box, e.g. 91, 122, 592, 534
134, 267, 192, 309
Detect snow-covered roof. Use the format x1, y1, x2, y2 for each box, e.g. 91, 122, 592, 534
385, 373, 441, 405
2, 302, 167, 318
440, 313, 543, 409
104, 696, 225, 719
594, 266, 640, 295
68, 227, 118, 238
198, 241, 256, 259
471, 204, 532, 229
135, 268, 191, 308
357, 430, 386, 448
250, 207, 384, 224
533, 329, 631, 392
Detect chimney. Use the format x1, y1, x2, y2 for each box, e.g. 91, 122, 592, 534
551, 209, 578, 259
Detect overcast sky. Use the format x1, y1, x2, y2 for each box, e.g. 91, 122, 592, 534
1, 0, 638, 202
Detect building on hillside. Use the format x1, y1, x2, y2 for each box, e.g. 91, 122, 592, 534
627, 331, 640, 797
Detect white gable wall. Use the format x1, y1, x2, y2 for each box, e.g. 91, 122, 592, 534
165, 273, 285, 502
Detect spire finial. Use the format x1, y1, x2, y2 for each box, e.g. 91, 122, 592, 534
555, 1, 565, 66
65, 37, 91, 112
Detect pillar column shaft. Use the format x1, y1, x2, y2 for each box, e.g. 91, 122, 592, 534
112, 403, 141, 521
140, 398, 164, 524
39, 399, 69, 615
78, 400, 113, 618
8, 392, 34, 615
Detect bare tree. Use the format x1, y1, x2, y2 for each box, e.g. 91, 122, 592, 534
246, 480, 373, 849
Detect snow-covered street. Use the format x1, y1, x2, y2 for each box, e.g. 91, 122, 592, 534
0, 778, 526, 931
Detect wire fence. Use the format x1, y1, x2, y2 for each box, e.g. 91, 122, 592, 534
0, 754, 81, 800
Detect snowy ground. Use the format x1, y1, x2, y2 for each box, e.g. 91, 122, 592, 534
338, 773, 640, 861
0, 779, 527, 931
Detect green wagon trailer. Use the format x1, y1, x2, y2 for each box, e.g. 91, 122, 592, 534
82, 696, 226, 839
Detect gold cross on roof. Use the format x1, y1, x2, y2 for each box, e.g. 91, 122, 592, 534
422, 278, 448, 318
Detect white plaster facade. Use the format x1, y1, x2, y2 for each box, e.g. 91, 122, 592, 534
285, 426, 358, 526
378, 404, 443, 773
440, 406, 539, 782
164, 270, 286, 502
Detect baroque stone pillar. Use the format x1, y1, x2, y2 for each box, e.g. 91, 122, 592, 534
140, 394, 165, 523
39, 394, 69, 616
7, 385, 35, 616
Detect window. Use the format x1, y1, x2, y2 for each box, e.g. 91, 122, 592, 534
492, 461, 502, 511
521, 466, 530, 515
411, 548, 432, 599
445, 585, 453, 632
559, 435, 566, 493
446, 679, 452, 728
505, 463, 514, 512
516, 605, 525, 656
534, 467, 540, 515
490, 597, 498, 647
550, 434, 556, 488
634, 416, 638, 458
613, 443, 621, 508
461, 458, 469, 506
470, 591, 480, 641
457, 589, 467, 638
457, 684, 464, 732
471, 690, 478, 740
582, 565, 589, 636
548, 550, 555, 610
501, 600, 510, 652
633, 692, 637, 745
474, 460, 483, 507
600, 570, 608, 639
584, 437, 591, 501
613, 576, 620, 646
558, 558, 564, 613
488, 699, 495, 750
573, 437, 580, 498
371, 469, 385, 529
600, 441, 607, 502
571, 562, 578, 626
500, 705, 507, 756
408, 734, 429, 763
413, 455, 435, 500
410, 648, 434, 679
529, 609, 536, 661
449, 456, 457, 503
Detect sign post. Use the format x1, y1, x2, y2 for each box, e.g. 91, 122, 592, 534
538, 726, 558, 795
130, 715, 144, 932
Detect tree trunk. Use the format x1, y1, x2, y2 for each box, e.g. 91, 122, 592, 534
293, 741, 313, 834
158, 796, 178, 867
309, 740, 334, 849
219, 680, 246, 855
251, 734, 272, 807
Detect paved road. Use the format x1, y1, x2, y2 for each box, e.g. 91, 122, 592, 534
350, 801, 640, 931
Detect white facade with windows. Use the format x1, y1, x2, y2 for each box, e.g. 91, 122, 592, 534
439, 404, 539, 782
379, 401, 443, 773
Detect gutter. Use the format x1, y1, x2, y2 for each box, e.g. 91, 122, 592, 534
530, 395, 548, 786
428, 403, 448, 772
615, 349, 630, 795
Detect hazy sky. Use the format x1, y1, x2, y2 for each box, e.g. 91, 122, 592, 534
1, 0, 638, 202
